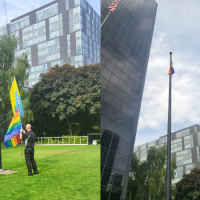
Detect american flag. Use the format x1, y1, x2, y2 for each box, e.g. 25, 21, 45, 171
108, 0, 119, 12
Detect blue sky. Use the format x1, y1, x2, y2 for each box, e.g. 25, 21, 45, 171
0, 0, 100, 27
135, 0, 200, 146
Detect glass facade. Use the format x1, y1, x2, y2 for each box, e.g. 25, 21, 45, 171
49, 14, 63, 39
25, 63, 48, 87
38, 38, 60, 64
135, 125, 200, 185
36, 4, 58, 22
15, 47, 32, 66
11, 16, 30, 32
1, 0, 99, 88
0, 25, 7, 37
101, 0, 157, 199
22, 20, 46, 48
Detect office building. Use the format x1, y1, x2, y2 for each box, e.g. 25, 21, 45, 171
101, 0, 157, 199
134, 124, 200, 184
0, 0, 100, 87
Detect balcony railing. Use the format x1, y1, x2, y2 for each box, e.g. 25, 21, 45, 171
35, 136, 88, 145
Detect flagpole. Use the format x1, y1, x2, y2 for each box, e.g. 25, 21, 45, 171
101, 0, 120, 28
165, 52, 172, 200
101, 11, 111, 28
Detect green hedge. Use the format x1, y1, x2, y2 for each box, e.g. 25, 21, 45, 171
35, 137, 87, 144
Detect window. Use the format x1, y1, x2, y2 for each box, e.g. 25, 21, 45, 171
148, 141, 156, 148
51, 59, 64, 67
49, 14, 63, 39
171, 146, 182, 153
38, 38, 60, 64
76, 31, 81, 55
74, 0, 80, 7
0, 25, 7, 36
71, 55, 82, 67
69, 7, 81, 33
36, 4, 58, 22
185, 163, 195, 174
11, 16, 30, 32
22, 20, 46, 48
171, 138, 182, 149
80, 0, 86, 9
140, 144, 146, 150
67, 34, 71, 56
184, 135, 193, 149
66, 0, 69, 10
197, 147, 200, 162
15, 47, 32, 65
26, 63, 47, 87
176, 129, 190, 138
159, 137, 167, 144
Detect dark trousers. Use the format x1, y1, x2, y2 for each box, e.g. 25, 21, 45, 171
25, 147, 38, 175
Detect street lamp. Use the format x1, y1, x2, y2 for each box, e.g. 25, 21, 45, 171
0, 96, 4, 172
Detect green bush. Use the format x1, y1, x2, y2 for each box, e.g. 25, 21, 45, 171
52, 138, 58, 144
97, 139, 100, 144
42, 138, 49, 144
63, 137, 69, 144
81, 137, 87, 144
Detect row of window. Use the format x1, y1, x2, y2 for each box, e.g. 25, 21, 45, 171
38, 38, 59, 50
27, 63, 47, 73
11, 16, 30, 32
38, 44, 60, 57
176, 158, 192, 166
29, 70, 47, 80
22, 20, 45, 34
176, 129, 190, 138
49, 14, 63, 40
23, 35, 46, 48
51, 59, 64, 67
36, 3, 58, 22
38, 52, 60, 64
23, 27, 46, 41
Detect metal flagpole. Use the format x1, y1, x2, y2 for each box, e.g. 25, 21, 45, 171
101, 0, 120, 28
101, 11, 111, 28
165, 52, 172, 200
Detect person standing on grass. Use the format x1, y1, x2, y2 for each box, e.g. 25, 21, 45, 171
20, 124, 39, 176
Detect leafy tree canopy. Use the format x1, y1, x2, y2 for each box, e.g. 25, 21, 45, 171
126, 146, 177, 200
0, 35, 33, 135
30, 63, 100, 136
176, 167, 200, 200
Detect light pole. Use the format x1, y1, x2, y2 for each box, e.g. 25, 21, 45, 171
0, 96, 4, 172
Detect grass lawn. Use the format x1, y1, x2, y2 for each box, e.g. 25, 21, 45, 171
0, 145, 100, 200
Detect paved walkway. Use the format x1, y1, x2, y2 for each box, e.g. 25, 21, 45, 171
0, 170, 18, 175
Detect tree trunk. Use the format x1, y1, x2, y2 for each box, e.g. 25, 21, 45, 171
129, 190, 132, 200
67, 118, 72, 136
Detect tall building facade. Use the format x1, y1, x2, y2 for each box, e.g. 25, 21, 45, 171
101, 0, 157, 199
134, 124, 200, 185
0, 0, 100, 87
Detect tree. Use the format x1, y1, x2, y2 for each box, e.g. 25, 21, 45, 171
30, 63, 100, 136
126, 146, 177, 200
0, 35, 33, 137
175, 167, 200, 200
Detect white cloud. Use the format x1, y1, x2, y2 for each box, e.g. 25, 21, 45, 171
135, 1, 200, 147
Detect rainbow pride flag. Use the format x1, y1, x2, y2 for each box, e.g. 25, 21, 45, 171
4, 109, 22, 148
168, 53, 174, 75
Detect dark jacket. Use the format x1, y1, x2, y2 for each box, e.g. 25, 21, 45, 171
22, 131, 35, 148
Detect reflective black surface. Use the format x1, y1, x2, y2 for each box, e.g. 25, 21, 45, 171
101, 0, 157, 199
